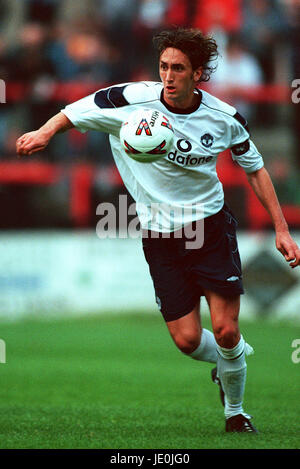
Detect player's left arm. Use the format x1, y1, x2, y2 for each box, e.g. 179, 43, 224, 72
247, 166, 300, 268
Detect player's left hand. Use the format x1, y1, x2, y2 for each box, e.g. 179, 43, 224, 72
276, 231, 300, 268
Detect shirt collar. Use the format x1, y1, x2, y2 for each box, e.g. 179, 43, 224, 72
160, 88, 202, 114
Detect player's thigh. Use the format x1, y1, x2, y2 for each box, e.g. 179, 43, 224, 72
204, 288, 240, 348
142, 235, 201, 322
190, 206, 244, 298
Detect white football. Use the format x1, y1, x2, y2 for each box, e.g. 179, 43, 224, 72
119, 108, 174, 163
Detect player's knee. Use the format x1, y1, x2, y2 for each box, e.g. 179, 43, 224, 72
214, 324, 239, 349
171, 330, 200, 355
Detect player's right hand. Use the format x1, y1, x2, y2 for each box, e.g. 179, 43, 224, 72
16, 130, 50, 157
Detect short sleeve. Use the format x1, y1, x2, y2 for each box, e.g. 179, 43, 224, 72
230, 112, 264, 173
61, 84, 133, 137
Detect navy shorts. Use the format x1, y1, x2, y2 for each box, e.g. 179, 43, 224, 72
142, 203, 244, 322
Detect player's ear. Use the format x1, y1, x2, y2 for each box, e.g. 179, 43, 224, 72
193, 67, 202, 83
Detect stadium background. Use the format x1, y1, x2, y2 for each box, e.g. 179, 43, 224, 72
0, 0, 299, 450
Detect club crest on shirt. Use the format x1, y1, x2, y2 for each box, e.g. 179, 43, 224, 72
200, 133, 214, 148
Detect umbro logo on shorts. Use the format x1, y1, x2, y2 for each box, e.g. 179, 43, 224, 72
155, 295, 162, 310
226, 276, 240, 281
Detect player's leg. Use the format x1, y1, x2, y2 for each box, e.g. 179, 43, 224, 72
205, 289, 241, 349
166, 299, 218, 363
142, 230, 217, 365
205, 289, 257, 432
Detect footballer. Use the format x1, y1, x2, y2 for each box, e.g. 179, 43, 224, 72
16, 28, 300, 433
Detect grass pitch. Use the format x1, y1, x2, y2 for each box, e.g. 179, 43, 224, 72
0, 313, 299, 449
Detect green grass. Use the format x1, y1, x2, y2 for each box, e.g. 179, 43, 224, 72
0, 313, 299, 449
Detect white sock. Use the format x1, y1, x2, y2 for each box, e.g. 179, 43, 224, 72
217, 336, 248, 419
188, 328, 217, 363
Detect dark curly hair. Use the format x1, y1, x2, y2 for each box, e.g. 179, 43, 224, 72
153, 28, 219, 82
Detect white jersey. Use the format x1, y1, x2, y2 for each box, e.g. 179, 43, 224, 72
61, 81, 263, 232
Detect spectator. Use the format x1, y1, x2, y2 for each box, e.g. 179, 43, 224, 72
0, 35, 10, 81
6, 22, 54, 82
24, 0, 60, 25
210, 34, 263, 120
165, 0, 242, 33
132, 0, 169, 80
95, 0, 139, 82
2, 22, 57, 156
192, 0, 243, 35
48, 29, 115, 83
165, 0, 242, 76
165, 0, 197, 27
46, 18, 118, 162
241, 0, 289, 83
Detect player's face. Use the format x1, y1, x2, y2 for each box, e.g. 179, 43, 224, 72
159, 48, 202, 109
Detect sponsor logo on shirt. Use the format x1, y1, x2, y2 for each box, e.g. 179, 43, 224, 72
167, 139, 213, 166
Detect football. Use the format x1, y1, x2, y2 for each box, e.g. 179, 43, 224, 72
119, 108, 174, 163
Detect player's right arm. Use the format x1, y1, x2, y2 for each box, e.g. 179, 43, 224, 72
16, 82, 159, 157
16, 112, 74, 156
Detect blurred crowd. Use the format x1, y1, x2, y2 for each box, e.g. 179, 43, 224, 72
0, 0, 299, 186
